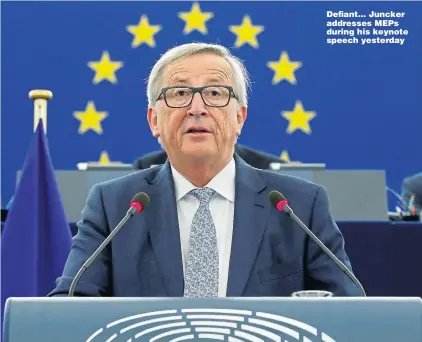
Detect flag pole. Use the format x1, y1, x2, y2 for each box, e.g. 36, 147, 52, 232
29, 89, 53, 133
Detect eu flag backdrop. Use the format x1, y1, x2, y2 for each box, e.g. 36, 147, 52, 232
1, 1, 421, 210
1, 120, 72, 324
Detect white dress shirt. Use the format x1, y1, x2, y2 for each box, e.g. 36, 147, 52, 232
171, 159, 235, 297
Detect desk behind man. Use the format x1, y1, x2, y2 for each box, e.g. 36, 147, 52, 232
49, 42, 360, 298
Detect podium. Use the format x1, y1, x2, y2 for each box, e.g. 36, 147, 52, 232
3, 297, 422, 341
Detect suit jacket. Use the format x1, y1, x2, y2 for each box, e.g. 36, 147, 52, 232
49, 154, 359, 297
133, 144, 285, 171
402, 172, 422, 213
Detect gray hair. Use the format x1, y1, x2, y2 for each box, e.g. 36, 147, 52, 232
146, 42, 251, 107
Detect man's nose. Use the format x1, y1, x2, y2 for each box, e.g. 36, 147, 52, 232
187, 93, 208, 117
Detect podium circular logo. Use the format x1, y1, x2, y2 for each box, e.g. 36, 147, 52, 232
85, 308, 336, 341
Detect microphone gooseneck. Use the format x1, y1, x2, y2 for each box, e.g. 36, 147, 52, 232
269, 190, 366, 297
68, 192, 150, 297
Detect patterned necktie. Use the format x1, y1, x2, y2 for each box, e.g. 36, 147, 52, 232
183, 187, 219, 298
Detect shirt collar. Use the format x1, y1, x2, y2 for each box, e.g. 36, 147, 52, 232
171, 158, 235, 202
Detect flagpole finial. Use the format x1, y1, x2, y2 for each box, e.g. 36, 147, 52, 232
29, 89, 53, 133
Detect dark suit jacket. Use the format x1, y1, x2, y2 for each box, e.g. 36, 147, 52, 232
133, 144, 285, 170
402, 172, 422, 213
49, 154, 359, 297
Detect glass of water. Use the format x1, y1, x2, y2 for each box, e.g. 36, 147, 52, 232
291, 290, 334, 297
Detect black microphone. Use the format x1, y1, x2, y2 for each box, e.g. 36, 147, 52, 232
268, 190, 366, 297
68, 192, 150, 297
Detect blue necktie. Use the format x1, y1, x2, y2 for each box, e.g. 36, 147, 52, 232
183, 187, 219, 298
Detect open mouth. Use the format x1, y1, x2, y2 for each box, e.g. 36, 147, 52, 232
186, 128, 211, 134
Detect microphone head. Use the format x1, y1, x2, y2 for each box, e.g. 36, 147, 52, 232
268, 190, 290, 213
129, 192, 150, 213
269, 190, 285, 207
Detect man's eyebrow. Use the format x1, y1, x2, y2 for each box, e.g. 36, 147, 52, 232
205, 76, 226, 84
166, 79, 188, 86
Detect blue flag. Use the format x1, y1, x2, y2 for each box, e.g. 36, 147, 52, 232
1, 120, 72, 315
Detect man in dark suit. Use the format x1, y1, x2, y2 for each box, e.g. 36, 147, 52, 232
133, 144, 285, 171
50, 42, 360, 297
402, 172, 422, 215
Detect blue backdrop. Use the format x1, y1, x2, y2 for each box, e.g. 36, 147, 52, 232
2, 1, 421, 210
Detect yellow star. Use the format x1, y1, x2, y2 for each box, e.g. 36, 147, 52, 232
178, 2, 214, 34
267, 51, 302, 85
98, 151, 122, 165
280, 150, 291, 163
282, 100, 316, 134
99, 151, 111, 164
229, 15, 264, 48
87, 51, 123, 84
127, 15, 161, 48
73, 101, 108, 134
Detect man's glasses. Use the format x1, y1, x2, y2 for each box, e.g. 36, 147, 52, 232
157, 85, 237, 108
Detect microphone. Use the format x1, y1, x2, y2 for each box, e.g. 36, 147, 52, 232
68, 192, 150, 297
268, 190, 366, 297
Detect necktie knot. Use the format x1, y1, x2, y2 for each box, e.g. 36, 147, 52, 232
190, 187, 215, 205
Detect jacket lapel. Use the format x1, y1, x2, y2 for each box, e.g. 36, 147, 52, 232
143, 162, 184, 296
227, 155, 269, 296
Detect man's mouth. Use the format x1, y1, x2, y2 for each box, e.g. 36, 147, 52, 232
186, 128, 211, 134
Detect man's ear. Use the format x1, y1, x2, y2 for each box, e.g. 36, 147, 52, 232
236, 105, 247, 136
147, 107, 160, 138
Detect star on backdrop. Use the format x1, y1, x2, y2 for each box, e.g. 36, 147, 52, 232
178, 2, 214, 35
87, 51, 123, 84
97, 151, 125, 166
73, 101, 108, 135
98, 151, 111, 164
282, 100, 316, 134
229, 15, 264, 48
280, 150, 291, 162
267, 51, 302, 85
127, 15, 162, 48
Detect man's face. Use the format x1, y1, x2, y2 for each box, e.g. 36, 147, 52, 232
147, 53, 247, 164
